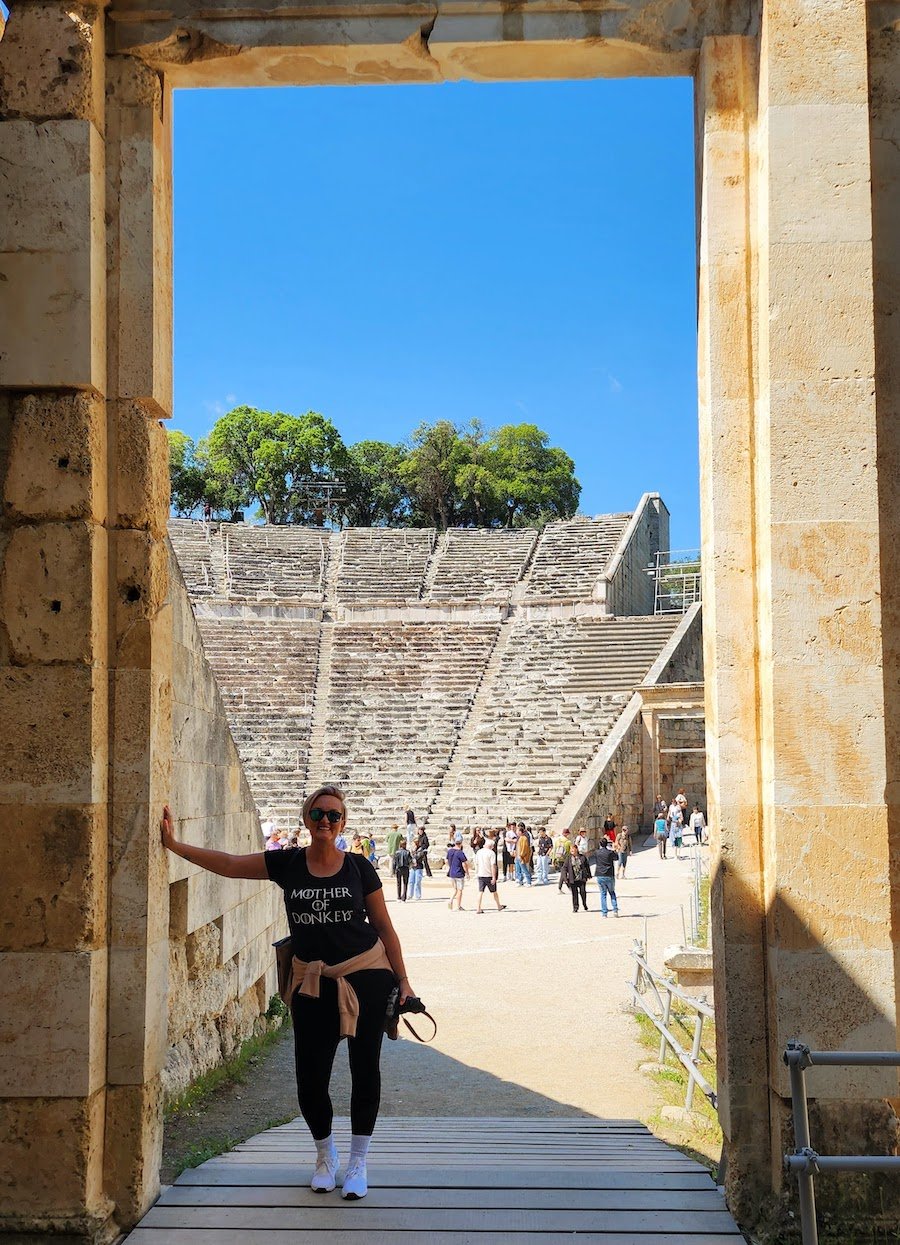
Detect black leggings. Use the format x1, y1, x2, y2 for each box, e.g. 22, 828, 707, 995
569, 880, 588, 911
395, 867, 409, 900
291, 968, 395, 1139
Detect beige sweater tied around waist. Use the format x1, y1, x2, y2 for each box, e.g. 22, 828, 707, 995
284, 939, 393, 1038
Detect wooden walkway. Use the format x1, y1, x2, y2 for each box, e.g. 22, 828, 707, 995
125, 1117, 746, 1243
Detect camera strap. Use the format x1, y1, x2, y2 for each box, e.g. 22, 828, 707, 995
397, 1011, 438, 1044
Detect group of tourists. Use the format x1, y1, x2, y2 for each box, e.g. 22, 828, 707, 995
652, 789, 707, 860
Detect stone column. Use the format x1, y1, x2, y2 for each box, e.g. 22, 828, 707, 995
0, 9, 174, 1236
0, 5, 115, 1240
700, 2, 900, 1232
696, 34, 772, 1226
102, 54, 174, 1226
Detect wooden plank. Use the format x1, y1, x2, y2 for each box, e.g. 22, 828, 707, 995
140, 1205, 743, 1233
158, 1185, 729, 1213
125, 1230, 745, 1244
174, 1165, 717, 1190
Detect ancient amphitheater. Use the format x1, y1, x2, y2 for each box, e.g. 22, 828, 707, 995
168, 494, 702, 839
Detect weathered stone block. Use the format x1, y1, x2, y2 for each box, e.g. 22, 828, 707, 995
109, 799, 170, 948
112, 529, 171, 668
2, 391, 107, 522
106, 937, 168, 1085
761, 0, 868, 108
0, 3, 104, 124
0, 948, 107, 1096
111, 669, 171, 806
104, 1076, 163, 1228
765, 104, 873, 246
0, 803, 106, 951
0, 119, 105, 390
106, 59, 173, 416
0, 1089, 111, 1229
766, 241, 875, 382
0, 664, 106, 804
113, 402, 171, 534
0, 520, 107, 664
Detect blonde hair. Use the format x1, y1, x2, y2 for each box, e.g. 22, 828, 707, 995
302, 784, 347, 823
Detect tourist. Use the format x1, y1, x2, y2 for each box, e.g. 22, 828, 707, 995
614, 825, 631, 877
689, 805, 707, 845
594, 836, 619, 917
351, 834, 366, 856
393, 839, 411, 901
265, 828, 283, 851
535, 827, 552, 884
667, 801, 684, 860
259, 811, 275, 846
653, 794, 668, 819
334, 827, 348, 852
416, 826, 433, 878
676, 789, 689, 825
404, 809, 418, 848
553, 828, 572, 892
602, 813, 617, 843
654, 812, 668, 859
446, 837, 469, 910
470, 828, 485, 852
562, 842, 592, 912
504, 823, 518, 883
575, 827, 590, 855
160, 787, 414, 1201
408, 835, 427, 900
475, 834, 506, 914
515, 825, 533, 886
386, 824, 403, 875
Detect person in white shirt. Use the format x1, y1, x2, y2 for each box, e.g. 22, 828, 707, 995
475, 835, 506, 914
575, 829, 590, 856
688, 805, 708, 845
259, 814, 275, 846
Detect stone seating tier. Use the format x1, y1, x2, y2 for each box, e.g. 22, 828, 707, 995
524, 515, 631, 599
428, 527, 537, 599
425, 615, 677, 831
334, 528, 435, 602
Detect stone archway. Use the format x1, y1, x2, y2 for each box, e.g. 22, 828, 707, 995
2, 1, 899, 1239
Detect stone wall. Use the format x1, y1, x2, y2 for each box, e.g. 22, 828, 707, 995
565, 709, 645, 835
602, 493, 670, 617
167, 551, 282, 1098
655, 604, 703, 684
657, 716, 707, 815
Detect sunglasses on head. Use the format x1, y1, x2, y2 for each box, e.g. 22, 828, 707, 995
309, 807, 343, 824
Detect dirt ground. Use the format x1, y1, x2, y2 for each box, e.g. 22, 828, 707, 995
163, 841, 703, 1181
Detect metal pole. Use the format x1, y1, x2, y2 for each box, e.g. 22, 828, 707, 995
658, 988, 672, 1065
685, 1012, 704, 1112
785, 1042, 818, 1245
680, 905, 688, 948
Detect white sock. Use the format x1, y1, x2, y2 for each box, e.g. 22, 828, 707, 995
315, 1135, 337, 1162
349, 1134, 371, 1162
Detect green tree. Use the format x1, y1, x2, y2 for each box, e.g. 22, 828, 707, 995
343, 440, 410, 527
206, 406, 348, 524
167, 429, 210, 516
400, 420, 469, 529
490, 423, 581, 527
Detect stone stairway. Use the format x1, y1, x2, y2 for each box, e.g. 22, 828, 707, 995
124, 1116, 744, 1243
304, 621, 335, 792
425, 615, 679, 829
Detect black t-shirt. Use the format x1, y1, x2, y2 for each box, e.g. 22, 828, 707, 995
265, 848, 382, 965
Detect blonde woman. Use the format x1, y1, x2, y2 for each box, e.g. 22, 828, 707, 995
161, 784, 414, 1202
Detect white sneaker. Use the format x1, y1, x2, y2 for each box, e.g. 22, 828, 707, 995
310, 1150, 339, 1193
341, 1157, 368, 1200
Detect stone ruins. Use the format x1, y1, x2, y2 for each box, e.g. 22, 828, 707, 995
2, 0, 900, 1241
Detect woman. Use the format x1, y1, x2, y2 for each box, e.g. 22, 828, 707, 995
562, 842, 592, 912
614, 825, 631, 877
409, 834, 428, 900
602, 813, 617, 843
160, 785, 414, 1202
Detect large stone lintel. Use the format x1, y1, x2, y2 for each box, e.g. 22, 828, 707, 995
106, 0, 753, 86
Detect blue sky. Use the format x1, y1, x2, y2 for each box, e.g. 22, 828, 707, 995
173, 77, 699, 548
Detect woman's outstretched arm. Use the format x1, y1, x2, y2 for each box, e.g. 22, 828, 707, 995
161, 804, 269, 880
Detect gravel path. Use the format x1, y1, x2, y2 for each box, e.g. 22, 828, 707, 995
162, 842, 701, 1181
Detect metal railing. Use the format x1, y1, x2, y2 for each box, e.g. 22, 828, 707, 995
647, 548, 702, 615
784, 1041, 900, 1245
628, 941, 716, 1113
